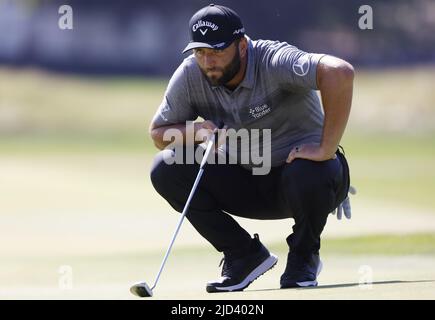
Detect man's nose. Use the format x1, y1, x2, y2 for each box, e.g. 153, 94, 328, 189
203, 53, 216, 67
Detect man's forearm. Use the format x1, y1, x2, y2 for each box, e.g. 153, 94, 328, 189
149, 122, 209, 150
150, 124, 184, 150
317, 56, 354, 157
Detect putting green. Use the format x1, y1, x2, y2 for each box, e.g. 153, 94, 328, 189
1, 67, 435, 299
1, 248, 434, 299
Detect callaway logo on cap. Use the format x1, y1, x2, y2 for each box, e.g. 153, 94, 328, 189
182, 4, 245, 53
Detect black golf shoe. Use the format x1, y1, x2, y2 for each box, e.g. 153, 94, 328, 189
206, 234, 278, 293
280, 252, 323, 288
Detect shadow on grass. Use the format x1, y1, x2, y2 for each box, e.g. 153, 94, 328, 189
247, 280, 435, 293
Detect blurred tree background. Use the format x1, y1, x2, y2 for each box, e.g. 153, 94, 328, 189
1, 0, 434, 75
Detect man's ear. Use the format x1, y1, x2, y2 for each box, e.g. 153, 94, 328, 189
238, 37, 248, 58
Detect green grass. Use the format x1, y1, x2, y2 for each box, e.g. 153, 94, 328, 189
320, 233, 435, 256
167, 233, 435, 257
6, 233, 435, 266
101, 232, 435, 257
0, 69, 166, 136
340, 133, 435, 210
0, 132, 153, 154
108, 232, 435, 257
1, 232, 434, 294
162, 233, 435, 257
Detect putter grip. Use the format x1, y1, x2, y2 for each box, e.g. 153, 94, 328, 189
199, 121, 224, 169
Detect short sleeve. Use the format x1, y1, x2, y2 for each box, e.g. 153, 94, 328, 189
270, 43, 325, 90
151, 63, 197, 127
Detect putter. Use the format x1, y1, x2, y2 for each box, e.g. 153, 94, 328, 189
130, 126, 221, 297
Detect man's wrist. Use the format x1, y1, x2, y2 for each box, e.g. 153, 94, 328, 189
320, 144, 338, 159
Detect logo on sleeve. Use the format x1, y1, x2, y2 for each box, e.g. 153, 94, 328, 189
292, 55, 310, 76
159, 105, 170, 122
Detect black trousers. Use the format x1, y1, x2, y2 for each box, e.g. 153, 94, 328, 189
150, 145, 350, 258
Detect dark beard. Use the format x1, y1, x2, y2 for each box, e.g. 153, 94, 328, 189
203, 49, 241, 87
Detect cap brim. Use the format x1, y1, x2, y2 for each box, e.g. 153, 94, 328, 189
182, 41, 230, 54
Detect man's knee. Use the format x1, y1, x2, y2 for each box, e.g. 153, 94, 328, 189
281, 160, 321, 190
280, 159, 336, 204
150, 148, 200, 196
150, 149, 177, 193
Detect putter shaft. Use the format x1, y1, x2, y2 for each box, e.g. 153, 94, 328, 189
149, 132, 217, 291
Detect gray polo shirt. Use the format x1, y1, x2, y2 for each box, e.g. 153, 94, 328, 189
152, 37, 326, 169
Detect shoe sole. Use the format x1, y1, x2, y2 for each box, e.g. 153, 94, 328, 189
206, 254, 278, 293
295, 260, 323, 287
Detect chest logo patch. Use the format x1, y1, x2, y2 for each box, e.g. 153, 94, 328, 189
249, 103, 271, 119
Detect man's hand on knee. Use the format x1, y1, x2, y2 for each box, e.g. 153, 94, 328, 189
286, 143, 337, 164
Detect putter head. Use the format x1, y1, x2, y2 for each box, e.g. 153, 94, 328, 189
130, 282, 153, 297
